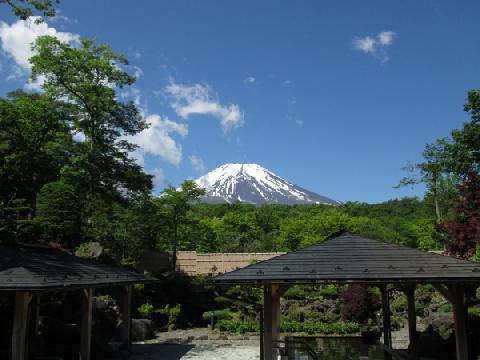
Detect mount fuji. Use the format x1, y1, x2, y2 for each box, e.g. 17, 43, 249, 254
194, 163, 340, 206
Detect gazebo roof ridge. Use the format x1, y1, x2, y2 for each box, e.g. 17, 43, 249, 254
0, 243, 157, 291
212, 232, 480, 284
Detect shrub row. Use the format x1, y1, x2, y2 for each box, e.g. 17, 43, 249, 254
216, 319, 359, 335
281, 320, 360, 335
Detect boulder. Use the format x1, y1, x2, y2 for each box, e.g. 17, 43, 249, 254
131, 319, 155, 341
427, 312, 454, 331
75, 242, 103, 259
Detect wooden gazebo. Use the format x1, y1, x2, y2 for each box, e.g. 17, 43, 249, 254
0, 243, 156, 360
213, 233, 480, 360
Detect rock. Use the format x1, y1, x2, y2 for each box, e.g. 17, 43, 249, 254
427, 312, 454, 331
131, 319, 155, 341
75, 242, 103, 258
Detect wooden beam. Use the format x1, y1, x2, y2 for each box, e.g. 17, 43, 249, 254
12, 291, 32, 360
263, 284, 281, 360
380, 285, 392, 360
433, 284, 454, 304
121, 285, 132, 351
451, 285, 468, 360
80, 288, 94, 360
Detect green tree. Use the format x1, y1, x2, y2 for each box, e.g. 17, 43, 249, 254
30, 36, 152, 199
211, 211, 264, 252
34, 181, 80, 247
1, 0, 59, 21
397, 140, 450, 223
157, 180, 205, 271
445, 90, 480, 176
0, 91, 72, 212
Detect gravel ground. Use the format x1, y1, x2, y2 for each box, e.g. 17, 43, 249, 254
130, 329, 260, 360
131, 343, 259, 360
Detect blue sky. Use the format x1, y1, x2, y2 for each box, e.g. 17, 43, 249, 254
1, 0, 479, 203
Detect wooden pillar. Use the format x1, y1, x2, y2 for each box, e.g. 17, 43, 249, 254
121, 285, 132, 351
80, 288, 94, 360
33, 295, 41, 336
259, 306, 264, 360
405, 285, 417, 354
451, 285, 468, 360
12, 291, 32, 360
263, 284, 281, 360
380, 285, 392, 360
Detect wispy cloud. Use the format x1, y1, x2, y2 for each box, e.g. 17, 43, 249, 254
0, 17, 80, 89
129, 114, 188, 167
132, 65, 143, 79
165, 79, 245, 132
244, 76, 255, 84
150, 167, 166, 187
353, 30, 396, 62
189, 155, 205, 173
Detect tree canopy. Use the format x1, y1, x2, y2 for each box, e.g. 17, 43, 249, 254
1, 0, 59, 21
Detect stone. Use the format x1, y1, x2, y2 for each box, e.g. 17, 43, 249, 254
131, 319, 155, 341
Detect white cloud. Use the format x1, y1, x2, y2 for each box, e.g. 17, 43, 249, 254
166, 79, 245, 132
378, 31, 395, 46
119, 86, 141, 107
0, 18, 80, 70
283, 80, 292, 85
295, 119, 304, 127
353, 36, 376, 54
129, 114, 188, 167
244, 76, 255, 84
353, 30, 396, 62
189, 155, 205, 173
150, 167, 166, 187
0, 18, 80, 87
132, 65, 143, 79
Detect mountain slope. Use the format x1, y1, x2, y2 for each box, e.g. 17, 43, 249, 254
194, 163, 340, 206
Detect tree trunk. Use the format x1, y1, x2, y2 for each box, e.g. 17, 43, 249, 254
432, 172, 442, 223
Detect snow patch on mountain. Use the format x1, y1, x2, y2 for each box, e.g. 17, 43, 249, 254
195, 163, 340, 206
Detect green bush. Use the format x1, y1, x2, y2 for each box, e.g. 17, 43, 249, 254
202, 309, 233, 321
137, 302, 155, 319
157, 304, 182, 329
438, 303, 453, 313
320, 285, 340, 299
468, 306, 480, 318
216, 319, 259, 334
391, 294, 407, 313
280, 320, 360, 335
283, 286, 306, 300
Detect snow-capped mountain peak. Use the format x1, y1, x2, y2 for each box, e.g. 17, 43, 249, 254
195, 163, 340, 206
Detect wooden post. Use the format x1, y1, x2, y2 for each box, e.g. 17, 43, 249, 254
80, 288, 94, 360
121, 285, 132, 351
259, 306, 264, 360
451, 285, 468, 360
263, 284, 281, 360
12, 291, 32, 360
381, 285, 392, 360
405, 285, 417, 356
33, 295, 40, 336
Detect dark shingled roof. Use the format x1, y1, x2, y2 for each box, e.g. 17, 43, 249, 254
212, 233, 480, 285
0, 244, 157, 291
